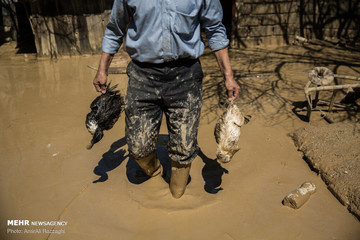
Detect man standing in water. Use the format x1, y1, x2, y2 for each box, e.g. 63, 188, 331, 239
93, 0, 240, 198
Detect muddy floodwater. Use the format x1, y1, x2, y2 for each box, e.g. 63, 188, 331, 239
1, 41, 359, 240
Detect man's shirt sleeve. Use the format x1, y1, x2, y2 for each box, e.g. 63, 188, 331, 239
199, 0, 229, 51
102, 0, 131, 54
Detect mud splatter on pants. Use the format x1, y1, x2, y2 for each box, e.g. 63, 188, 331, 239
125, 59, 203, 164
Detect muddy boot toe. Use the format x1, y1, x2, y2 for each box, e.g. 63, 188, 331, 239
135, 152, 162, 177
170, 160, 191, 199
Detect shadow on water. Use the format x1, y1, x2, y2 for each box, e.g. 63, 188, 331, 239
126, 134, 193, 186
201, 40, 360, 126
93, 137, 128, 183
94, 135, 226, 194
198, 148, 228, 194
126, 156, 151, 185
291, 101, 310, 122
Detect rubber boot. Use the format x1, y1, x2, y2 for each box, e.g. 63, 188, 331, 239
170, 160, 191, 199
135, 152, 162, 177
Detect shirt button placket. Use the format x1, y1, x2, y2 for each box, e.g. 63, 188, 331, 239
162, 1, 171, 59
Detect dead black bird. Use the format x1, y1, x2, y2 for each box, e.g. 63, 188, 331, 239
86, 83, 125, 149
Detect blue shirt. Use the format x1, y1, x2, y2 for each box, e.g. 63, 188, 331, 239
102, 0, 229, 63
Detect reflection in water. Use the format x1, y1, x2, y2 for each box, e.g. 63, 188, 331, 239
0, 45, 105, 165
0, 53, 98, 112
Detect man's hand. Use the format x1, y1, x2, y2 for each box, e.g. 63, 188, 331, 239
93, 52, 114, 94
225, 77, 240, 101
214, 48, 240, 101
93, 70, 108, 94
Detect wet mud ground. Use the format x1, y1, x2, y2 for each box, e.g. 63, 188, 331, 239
1, 41, 360, 239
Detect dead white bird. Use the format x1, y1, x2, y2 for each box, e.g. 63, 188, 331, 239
214, 101, 251, 163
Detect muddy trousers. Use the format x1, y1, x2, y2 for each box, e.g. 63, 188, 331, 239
125, 59, 203, 197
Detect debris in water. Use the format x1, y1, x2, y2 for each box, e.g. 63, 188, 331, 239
283, 182, 316, 209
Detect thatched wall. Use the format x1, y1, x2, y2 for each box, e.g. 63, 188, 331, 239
5, 0, 358, 56
26, 0, 113, 57
232, 0, 360, 48
29, 13, 111, 57
301, 0, 360, 41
